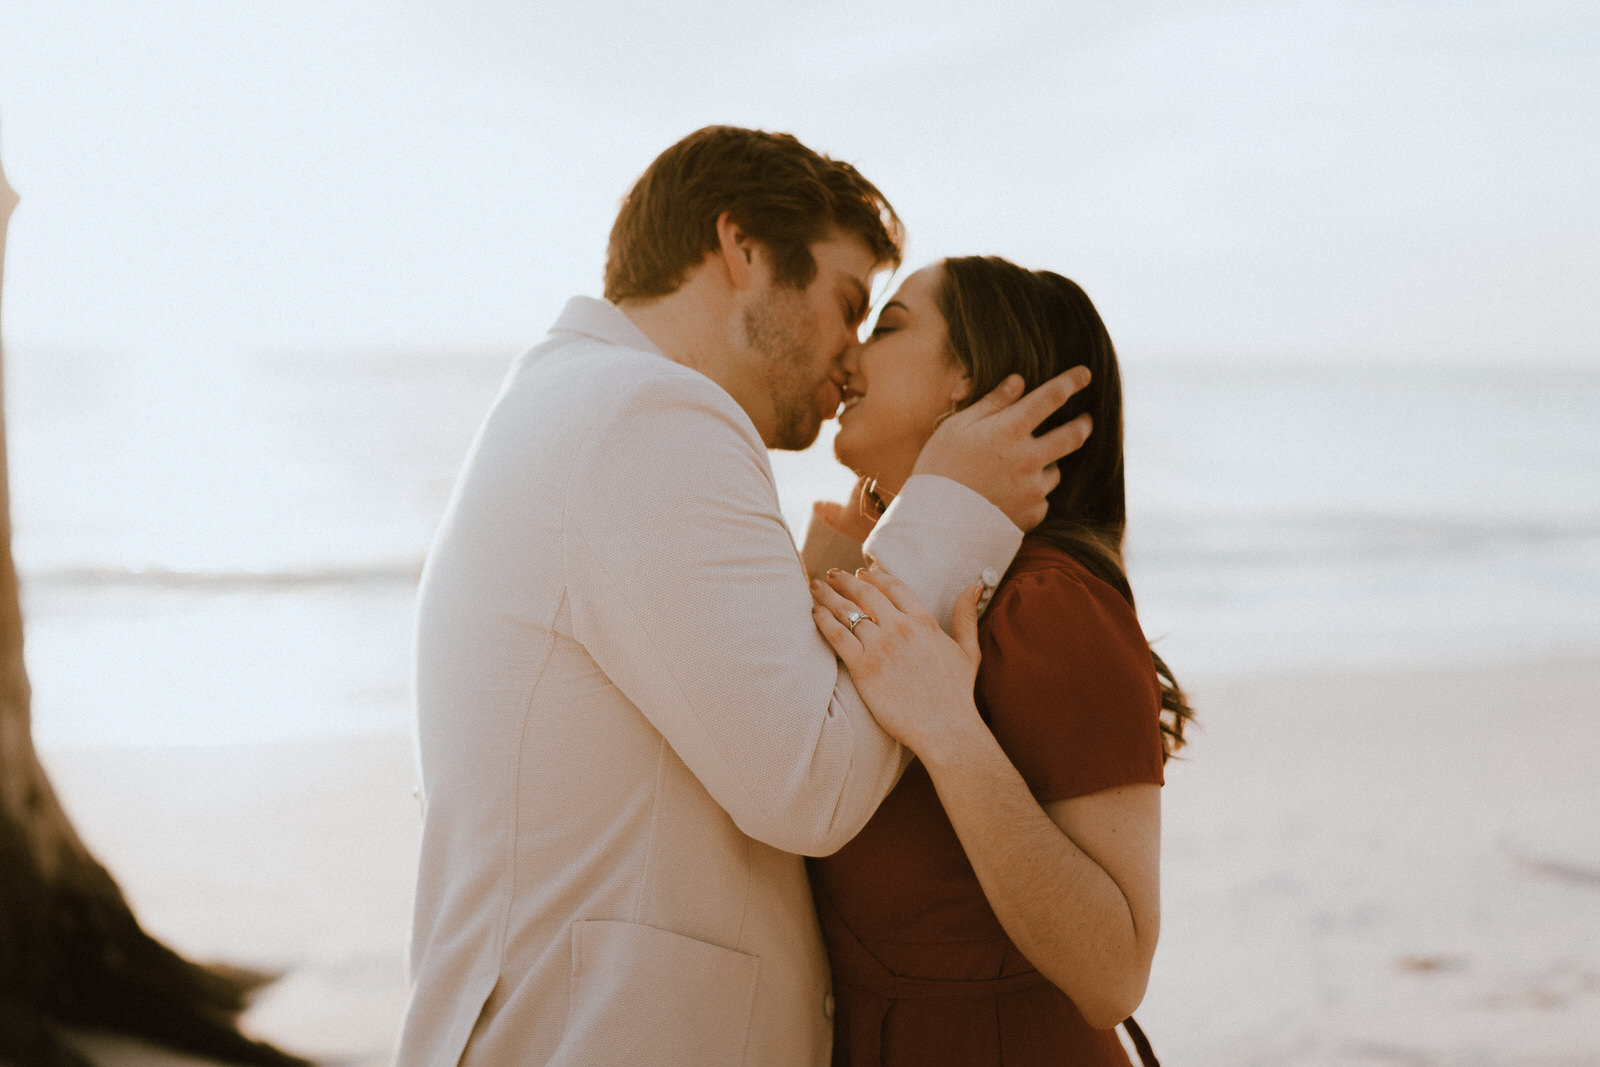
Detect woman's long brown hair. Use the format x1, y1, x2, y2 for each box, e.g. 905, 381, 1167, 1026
938, 256, 1194, 760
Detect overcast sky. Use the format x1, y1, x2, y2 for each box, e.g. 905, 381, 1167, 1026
1, 0, 1595, 362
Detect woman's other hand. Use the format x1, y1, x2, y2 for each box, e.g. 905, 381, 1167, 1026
811, 476, 881, 544
811, 567, 985, 757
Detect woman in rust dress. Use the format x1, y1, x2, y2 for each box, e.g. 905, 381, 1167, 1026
806, 256, 1194, 1066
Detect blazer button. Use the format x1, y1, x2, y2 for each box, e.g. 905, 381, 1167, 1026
823, 992, 835, 1019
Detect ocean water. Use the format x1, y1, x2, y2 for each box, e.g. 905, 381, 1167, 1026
9, 344, 1598, 747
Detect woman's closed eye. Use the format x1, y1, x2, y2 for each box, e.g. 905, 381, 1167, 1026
870, 323, 897, 339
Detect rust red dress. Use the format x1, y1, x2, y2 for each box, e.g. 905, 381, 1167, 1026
808, 538, 1166, 1066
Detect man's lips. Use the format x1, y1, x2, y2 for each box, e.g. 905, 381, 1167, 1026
819, 380, 844, 419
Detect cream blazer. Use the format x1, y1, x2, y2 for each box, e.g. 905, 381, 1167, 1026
397, 297, 1020, 1067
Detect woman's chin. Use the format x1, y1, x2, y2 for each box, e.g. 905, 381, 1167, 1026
835, 441, 912, 498
831, 435, 863, 473
833, 454, 874, 485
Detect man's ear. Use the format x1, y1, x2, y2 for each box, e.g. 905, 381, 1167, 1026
715, 211, 758, 291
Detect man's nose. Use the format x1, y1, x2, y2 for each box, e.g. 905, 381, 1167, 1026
838, 341, 864, 378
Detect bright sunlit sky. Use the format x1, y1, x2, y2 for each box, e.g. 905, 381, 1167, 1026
1, 0, 1596, 363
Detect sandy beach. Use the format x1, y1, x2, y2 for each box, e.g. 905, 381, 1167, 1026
1145, 651, 1600, 1066
32, 648, 1600, 1067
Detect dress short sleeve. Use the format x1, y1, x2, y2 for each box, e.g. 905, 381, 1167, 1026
975, 548, 1165, 803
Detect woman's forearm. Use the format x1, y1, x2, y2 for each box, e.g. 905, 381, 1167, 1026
805, 566, 1159, 1025
916, 717, 1154, 1028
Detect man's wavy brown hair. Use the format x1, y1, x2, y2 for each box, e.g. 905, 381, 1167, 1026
604, 126, 904, 304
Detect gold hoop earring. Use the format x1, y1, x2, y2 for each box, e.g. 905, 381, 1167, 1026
863, 479, 889, 519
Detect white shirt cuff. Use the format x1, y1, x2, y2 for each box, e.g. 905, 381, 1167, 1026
863, 474, 1023, 632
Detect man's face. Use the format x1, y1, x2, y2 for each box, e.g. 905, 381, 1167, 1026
740, 232, 881, 451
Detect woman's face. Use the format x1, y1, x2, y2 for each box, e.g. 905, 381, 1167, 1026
833, 263, 972, 496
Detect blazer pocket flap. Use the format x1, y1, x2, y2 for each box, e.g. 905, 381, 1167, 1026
556, 920, 761, 1066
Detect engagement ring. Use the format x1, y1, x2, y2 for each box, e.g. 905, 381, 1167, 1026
845, 610, 867, 632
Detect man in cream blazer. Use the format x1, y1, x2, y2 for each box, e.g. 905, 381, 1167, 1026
397, 128, 1089, 1066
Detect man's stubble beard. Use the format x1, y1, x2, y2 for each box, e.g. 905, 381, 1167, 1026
742, 295, 827, 452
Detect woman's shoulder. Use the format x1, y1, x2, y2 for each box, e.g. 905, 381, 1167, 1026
984, 538, 1139, 641
976, 536, 1164, 800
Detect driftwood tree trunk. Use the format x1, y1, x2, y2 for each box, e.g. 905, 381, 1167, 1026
0, 137, 312, 1067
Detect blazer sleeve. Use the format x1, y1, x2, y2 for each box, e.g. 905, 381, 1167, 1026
562, 376, 889, 855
